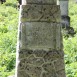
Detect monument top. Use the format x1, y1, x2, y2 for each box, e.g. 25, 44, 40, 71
22, 0, 57, 5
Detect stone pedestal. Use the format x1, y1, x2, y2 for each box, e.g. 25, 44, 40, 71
16, 0, 66, 77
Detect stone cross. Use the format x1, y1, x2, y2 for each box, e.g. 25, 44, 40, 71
15, 0, 66, 77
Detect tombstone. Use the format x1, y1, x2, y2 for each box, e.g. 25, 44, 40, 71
15, 0, 66, 77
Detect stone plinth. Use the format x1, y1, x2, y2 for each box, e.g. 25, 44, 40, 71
16, 0, 66, 77
17, 49, 65, 77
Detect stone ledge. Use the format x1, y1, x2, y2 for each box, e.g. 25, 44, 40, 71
20, 5, 61, 22
22, 0, 56, 5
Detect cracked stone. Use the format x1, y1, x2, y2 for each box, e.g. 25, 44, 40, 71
43, 50, 63, 62
25, 54, 44, 66
21, 5, 60, 22
42, 62, 55, 73
25, 65, 42, 77
17, 70, 30, 77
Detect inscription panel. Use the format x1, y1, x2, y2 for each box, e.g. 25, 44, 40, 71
21, 5, 61, 22
20, 22, 61, 50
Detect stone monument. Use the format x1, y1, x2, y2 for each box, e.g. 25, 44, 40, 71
16, 0, 66, 77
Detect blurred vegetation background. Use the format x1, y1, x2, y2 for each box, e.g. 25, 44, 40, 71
0, 0, 77, 77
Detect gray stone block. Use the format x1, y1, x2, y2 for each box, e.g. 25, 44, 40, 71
21, 5, 61, 22
23, 0, 56, 5
20, 22, 62, 50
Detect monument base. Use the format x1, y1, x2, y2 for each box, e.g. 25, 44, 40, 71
17, 49, 66, 77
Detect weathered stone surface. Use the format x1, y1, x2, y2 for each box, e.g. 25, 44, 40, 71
18, 71, 30, 77
25, 54, 44, 66
55, 24, 63, 50
25, 65, 42, 77
21, 5, 61, 22
42, 62, 54, 73
20, 22, 62, 50
33, 49, 47, 57
19, 49, 33, 59
43, 50, 64, 62
57, 70, 66, 77
16, 1, 66, 77
42, 72, 57, 77
54, 59, 65, 72
24, 0, 56, 5
17, 49, 65, 77
18, 59, 26, 70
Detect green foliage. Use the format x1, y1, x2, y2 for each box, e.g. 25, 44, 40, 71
63, 1, 77, 77
0, 0, 18, 77
69, 1, 77, 32
65, 62, 77, 77
0, 0, 77, 77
